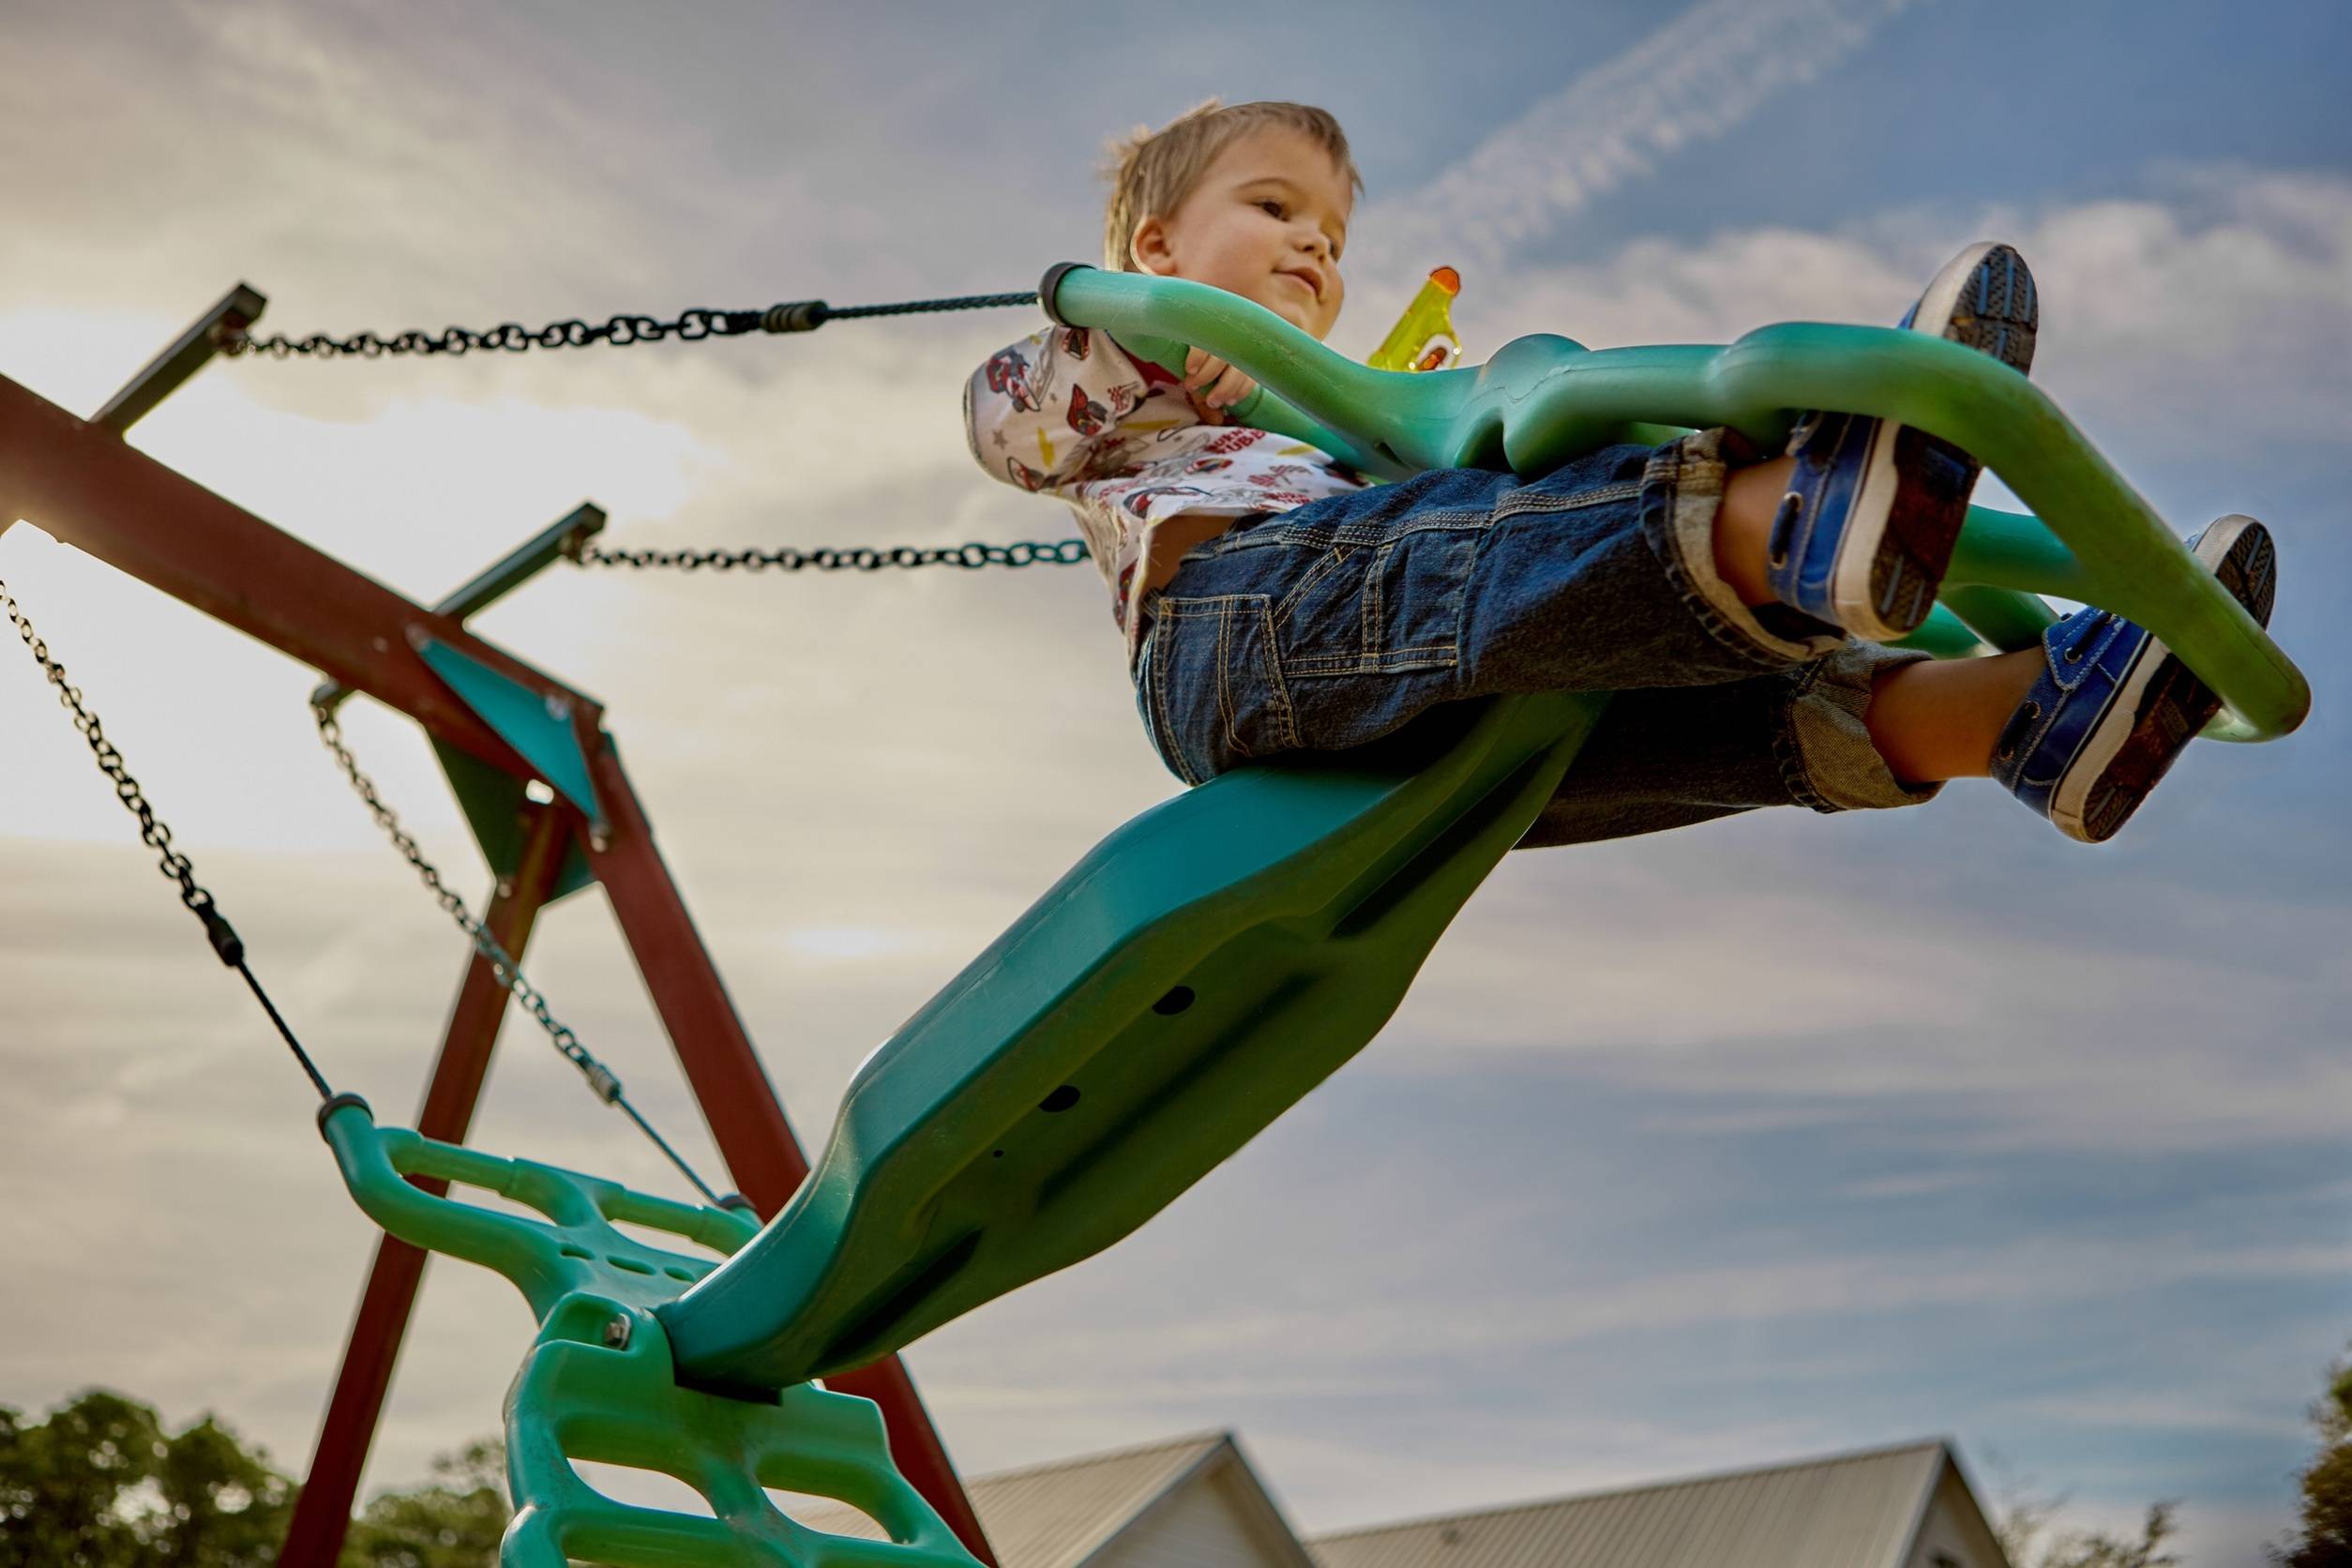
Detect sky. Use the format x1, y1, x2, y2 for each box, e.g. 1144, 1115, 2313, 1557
1, 1, 2347, 1563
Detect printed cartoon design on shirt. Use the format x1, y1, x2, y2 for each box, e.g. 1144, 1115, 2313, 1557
984, 347, 1038, 413
1066, 384, 1109, 438
965, 326, 1366, 668
1119, 484, 1214, 519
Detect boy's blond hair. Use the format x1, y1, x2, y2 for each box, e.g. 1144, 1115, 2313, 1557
1102, 99, 1363, 272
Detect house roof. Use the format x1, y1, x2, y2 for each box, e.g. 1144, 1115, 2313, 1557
1306, 1440, 1958, 1568
792, 1430, 1234, 1568
792, 1432, 1995, 1568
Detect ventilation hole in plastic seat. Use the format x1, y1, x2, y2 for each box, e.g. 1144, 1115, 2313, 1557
763, 1486, 895, 1541
568, 1458, 716, 1517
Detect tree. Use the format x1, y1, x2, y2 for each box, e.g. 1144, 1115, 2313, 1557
336, 1438, 507, 1568
1995, 1464, 2179, 1568
2032, 1504, 2179, 1568
0, 1388, 510, 1568
2270, 1352, 2352, 1567
0, 1389, 294, 1567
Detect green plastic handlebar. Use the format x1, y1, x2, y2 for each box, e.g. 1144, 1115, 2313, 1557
318, 1095, 756, 1320
316, 1098, 982, 1568
1043, 265, 2307, 743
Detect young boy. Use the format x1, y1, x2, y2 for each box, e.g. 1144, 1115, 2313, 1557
964, 100, 2276, 846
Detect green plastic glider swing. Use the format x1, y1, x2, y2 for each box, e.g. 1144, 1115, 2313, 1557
318, 263, 2307, 1567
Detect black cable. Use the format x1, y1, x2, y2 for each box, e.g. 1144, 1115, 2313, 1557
2, 575, 335, 1101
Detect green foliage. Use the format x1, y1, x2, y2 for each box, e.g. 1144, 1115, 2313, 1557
0, 1389, 294, 1567
336, 1438, 507, 1568
2270, 1349, 2352, 1568
2033, 1504, 2179, 1568
1998, 1476, 2179, 1568
0, 1389, 510, 1568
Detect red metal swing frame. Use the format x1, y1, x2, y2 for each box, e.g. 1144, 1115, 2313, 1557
0, 293, 994, 1567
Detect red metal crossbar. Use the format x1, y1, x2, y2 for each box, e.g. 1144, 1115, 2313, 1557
0, 369, 995, 1566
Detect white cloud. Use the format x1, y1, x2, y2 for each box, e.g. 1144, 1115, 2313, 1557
1448, 165, 2352, 464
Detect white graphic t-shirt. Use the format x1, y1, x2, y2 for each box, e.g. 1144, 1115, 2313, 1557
964, 324, 1366, 668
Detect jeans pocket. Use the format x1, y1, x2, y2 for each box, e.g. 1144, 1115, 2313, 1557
1278, 520, 1482, 676
1147, 594, 1298, 785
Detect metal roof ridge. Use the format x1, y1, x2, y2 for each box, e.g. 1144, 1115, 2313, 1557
1304, 1435, 1954, 1544
970, 1427, 1232, 1488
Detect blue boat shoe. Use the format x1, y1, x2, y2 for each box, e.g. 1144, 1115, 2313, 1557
1767, 241, 2040, 641
1991, 514, 2278, 843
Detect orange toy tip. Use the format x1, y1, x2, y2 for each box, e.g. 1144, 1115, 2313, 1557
1428, 266, 1461, 294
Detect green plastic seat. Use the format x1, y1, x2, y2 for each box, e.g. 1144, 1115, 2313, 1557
659, 690, 1605, 1390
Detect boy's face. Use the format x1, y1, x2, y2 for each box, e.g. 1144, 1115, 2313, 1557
1129, 128, 1350, 340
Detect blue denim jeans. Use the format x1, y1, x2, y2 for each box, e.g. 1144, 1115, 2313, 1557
1132, 430, 1941, 849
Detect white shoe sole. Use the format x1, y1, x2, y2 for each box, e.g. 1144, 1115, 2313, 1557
2048, 515, 2274, 841
1829, 241, 2029, 641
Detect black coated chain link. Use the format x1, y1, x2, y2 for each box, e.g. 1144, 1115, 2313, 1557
309, 702, 729, 1207
573, 537, 1088, 574
3, 574, 335, 1100
223, 291, 1039, 361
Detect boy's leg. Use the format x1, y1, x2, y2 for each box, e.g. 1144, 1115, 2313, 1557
1517, 641, 1944, 849
1459, 426, 1853, 695
1522, 518, 2275, 849
1137, 432, 1846, 786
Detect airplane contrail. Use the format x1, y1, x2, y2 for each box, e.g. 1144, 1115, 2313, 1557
1361, 0, 1934, 277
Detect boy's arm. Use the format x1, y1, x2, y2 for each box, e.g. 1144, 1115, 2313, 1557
964, 328, 1151, 495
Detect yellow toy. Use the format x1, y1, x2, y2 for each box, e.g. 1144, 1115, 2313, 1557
1367, 265, 1462, 372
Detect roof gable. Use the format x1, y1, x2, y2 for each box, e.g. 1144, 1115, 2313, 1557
792, 1431, 1229, 1568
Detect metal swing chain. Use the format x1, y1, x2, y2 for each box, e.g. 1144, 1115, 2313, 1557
572, 536, 1089, 574
309, 701, 731, 1208
2, 575, 335, 1101
222, 290, 1041, 362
